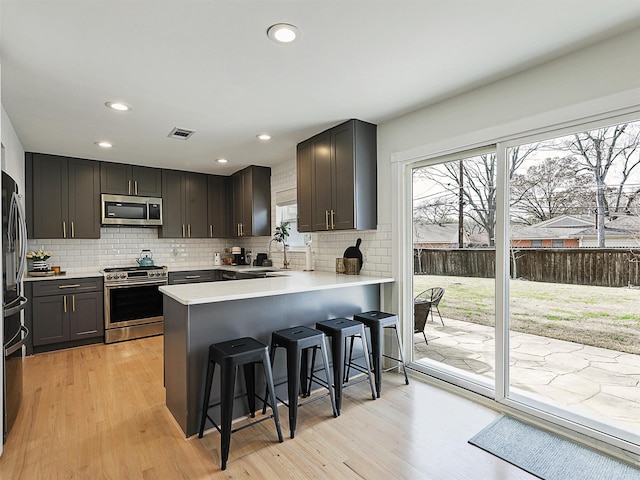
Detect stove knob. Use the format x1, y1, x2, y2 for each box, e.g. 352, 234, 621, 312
119, 273, 127, 279
150, 271, 156, 277
106, 274, 112, 280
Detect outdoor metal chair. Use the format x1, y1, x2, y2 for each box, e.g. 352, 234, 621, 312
414, 287, 445, 344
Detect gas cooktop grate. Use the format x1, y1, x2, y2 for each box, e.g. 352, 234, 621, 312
103, 266, 165, 273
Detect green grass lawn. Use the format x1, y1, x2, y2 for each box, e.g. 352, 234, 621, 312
414, 275, 640, 354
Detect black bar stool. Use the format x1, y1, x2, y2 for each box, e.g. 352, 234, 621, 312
353, 311, 409, 397
198, 336, 283, 470
262, 326, 337, 438
315, 318, 376, 415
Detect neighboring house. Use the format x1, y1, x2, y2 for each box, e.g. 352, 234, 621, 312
570, 215, 640, 248
413, 222, 491, 248
414, 222, 468, 248
510, 215, 593, 248
511, 214, 640, 248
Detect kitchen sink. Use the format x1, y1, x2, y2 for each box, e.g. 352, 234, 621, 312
220, 269, 289, 281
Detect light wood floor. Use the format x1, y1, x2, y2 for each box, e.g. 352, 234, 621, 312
0, 336, 536, 479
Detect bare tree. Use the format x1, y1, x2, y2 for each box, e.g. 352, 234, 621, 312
413, 196, 457, 225
431, 146, 537, 246
568, 123, 640, 246
510, 156, 594, 224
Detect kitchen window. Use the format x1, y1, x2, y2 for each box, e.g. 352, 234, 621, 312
275, 188, 308, 250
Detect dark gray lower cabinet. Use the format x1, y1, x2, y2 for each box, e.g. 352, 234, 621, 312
28, 277, 104, 353
168, 270, 222, 285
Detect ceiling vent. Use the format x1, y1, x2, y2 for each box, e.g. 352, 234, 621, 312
168, 127, 195, 140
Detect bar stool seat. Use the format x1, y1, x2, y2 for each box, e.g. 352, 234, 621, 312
315, 318, 376, 415
198, 336, 283, 470
263, 326, 337, 438
353, 311, 409, 398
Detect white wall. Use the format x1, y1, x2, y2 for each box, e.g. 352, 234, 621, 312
376, 27, 640, 316
377, 28, 640, 226
1, 106, 25, 190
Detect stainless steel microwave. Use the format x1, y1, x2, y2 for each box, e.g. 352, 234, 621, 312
101, 194, 163, 226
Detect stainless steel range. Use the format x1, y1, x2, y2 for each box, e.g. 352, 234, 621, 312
103, 265, 168, 343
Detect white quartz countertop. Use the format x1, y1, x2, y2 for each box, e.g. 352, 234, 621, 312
159, 270, 395, 305
22, 264, 273, 282
23, 271, 103, 281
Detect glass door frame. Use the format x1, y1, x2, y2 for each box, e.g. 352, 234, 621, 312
406, 146, 497, 399
395, 109, 640, 455
497, 111, 640, 453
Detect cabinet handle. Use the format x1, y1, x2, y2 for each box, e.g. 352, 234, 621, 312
331, 210, 335, 229
185, 275, 201, 279
58, 284, 81, 289
127, 180, 131, 195
240, 223, 244, 236
182, 224, 185, 237
134, 180, 138, 196
71, 221, 75, 238
209, 225, 213, 237
63, 295, 67, 313
72, 295, 76, 312
325, 210, 329, 230
188, 224, 191, 237
63, 221, 67, 238
237, 223, 240, 237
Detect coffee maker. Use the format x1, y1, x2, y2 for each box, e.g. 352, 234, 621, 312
232, 247, 246, 265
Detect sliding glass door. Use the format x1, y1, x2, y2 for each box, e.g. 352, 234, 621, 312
506, 120, 640, 441
407, 117, 640, 450
411, 149, 496, 394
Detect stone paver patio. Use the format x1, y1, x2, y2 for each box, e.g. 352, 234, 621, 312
413, 317, 640, 434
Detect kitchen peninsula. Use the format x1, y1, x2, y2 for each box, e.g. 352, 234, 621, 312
160, 270, 394, 437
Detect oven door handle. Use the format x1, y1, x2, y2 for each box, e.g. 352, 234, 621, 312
105, 280, 168, 289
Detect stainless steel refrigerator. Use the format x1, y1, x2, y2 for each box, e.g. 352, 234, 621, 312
2, 171, 28, 443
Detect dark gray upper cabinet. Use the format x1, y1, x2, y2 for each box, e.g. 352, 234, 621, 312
160, 170, 208, 238
26, 152, 101, 239
296, 137, 314, 233
207, 175, 229, 238
310, 131, 332, 231
297, 119, 377, 232
230, 165, 271, 237
101, 162, 163, 197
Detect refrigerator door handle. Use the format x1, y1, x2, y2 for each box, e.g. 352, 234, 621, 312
3, 295, 28, 318
4, 325, 29, 357
8, 191, 28, 284
13, 192, 28, 284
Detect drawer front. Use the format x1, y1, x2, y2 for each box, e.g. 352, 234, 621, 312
168, 270, 217, 285
32, 277, 104, 297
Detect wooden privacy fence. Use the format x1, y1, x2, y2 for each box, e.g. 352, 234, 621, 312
415, 248, 640, 288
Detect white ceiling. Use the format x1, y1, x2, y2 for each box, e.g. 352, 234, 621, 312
2, 1, 640, 175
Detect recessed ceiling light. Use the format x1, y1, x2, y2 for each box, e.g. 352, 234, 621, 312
256, 134, 272, 141
95, 141, 113, 148
105, 101, 132, 112
216, 158, 228, 164
267, 23, 299, 43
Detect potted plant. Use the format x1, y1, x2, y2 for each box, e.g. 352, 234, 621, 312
273, 221, 290, 269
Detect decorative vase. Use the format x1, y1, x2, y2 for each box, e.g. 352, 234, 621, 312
32, 260, 50, 271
